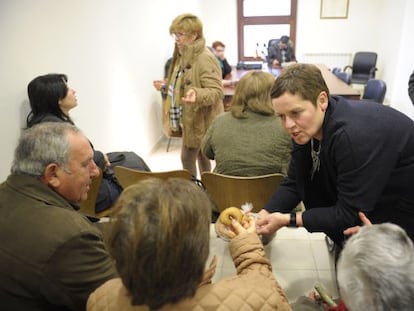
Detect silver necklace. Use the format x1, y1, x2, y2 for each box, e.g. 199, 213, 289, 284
311, 139, 321, 180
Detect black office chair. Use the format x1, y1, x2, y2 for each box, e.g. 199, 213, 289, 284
267, 39, 280, 50
362, 79, 387, 104
334, 71, 351, 85
344, 52, 378, 85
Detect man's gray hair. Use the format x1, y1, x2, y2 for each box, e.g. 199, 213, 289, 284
337, 223, 414, 311
11, 122, 81, 177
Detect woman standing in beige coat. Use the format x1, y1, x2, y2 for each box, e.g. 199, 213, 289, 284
153, 13, 224, 177
87, 178, 292, 311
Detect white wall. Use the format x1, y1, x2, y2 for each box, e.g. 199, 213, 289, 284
295, 0, 414, 116
0, 0, 413, 180
388, 0, 414, 119
200, 0, 238, 65
0, 0, 200, 180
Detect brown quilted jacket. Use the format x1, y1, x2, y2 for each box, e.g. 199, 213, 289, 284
87, 233, 292, 311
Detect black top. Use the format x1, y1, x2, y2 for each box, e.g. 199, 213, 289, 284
217, 58, 232, 79
265, 96, 414, 245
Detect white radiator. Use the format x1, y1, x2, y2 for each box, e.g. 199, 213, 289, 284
301, 53, 352, 71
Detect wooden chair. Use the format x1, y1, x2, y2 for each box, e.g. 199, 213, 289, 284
201, 172, 285, 213
79, 169, 103, 217
113, 166, 192, 189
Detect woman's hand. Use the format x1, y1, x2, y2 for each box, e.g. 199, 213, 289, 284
272, 59, 280, 68
256, 212, 289, 235
343, 212, 372, 235
230, 216, 257, 236
182, 88, 196, 104
153, 80, 166, 91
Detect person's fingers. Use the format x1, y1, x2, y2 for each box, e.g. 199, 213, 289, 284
255, 214, 268, 226
358, 212, 372, 225
230, 217, 245, 234
257, 209, 269, 219
256, 223, 271, 235
245, 217, 257, 234
343, 226, 361, 235
308, 291, 318, 301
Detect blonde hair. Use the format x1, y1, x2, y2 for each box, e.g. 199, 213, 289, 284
169, 13, 203, 40
231, 71, 276, 118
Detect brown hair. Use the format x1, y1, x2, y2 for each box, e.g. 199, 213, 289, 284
212, 41, 225, 49
231, 71, 276, 118
271, 63, 330, 105
107, 178, 212, 309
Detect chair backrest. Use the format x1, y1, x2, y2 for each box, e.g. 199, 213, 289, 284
266, 39, 280, 64
362, 79, 387, 104
345, 52, 378, 84
268, 38, 280, 49
334, 71, 351, 85
113, 166, 192, 189
79, 169, 103, 216
201, 172, 285, 213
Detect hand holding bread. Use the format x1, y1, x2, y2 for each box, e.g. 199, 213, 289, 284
215, 206, 256, 240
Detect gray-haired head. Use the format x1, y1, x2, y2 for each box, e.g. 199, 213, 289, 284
337, 223, 414, 311
11, 122, 82, 177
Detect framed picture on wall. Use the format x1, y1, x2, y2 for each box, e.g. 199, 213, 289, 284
320, 0, 349, 19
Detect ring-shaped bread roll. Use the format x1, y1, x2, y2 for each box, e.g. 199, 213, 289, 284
219, 207, 243, 226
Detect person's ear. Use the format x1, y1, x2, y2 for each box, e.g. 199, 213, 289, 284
42, 163, 61, 188
318, 91, 329, 112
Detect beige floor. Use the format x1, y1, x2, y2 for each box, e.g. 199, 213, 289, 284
143, 136, 339, 303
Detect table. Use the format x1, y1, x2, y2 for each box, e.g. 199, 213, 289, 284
223, 64, 360, 111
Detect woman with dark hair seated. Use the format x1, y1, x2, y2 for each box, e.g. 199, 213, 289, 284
26, 73, 150, 213
87, 178, 292, 311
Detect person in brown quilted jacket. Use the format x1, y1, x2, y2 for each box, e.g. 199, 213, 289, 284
87, 178, 292, 311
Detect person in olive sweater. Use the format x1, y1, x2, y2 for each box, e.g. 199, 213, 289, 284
201, 70, 292, 177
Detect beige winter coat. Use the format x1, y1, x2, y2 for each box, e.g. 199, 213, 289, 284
87, 233, 292, 311
165, 38, 224, 149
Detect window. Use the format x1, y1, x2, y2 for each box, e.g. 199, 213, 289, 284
237, 0, 297, 61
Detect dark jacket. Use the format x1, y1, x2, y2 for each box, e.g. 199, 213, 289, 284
0, 174, 117, 310
409, 70, 414, 105
217, 57, 232, 79
268, 44, 296, 65
265, 96, 414, 245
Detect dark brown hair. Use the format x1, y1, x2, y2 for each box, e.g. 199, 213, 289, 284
107, 178, 212, 309
212, 41, 225, 49
271, 63, 330, 105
